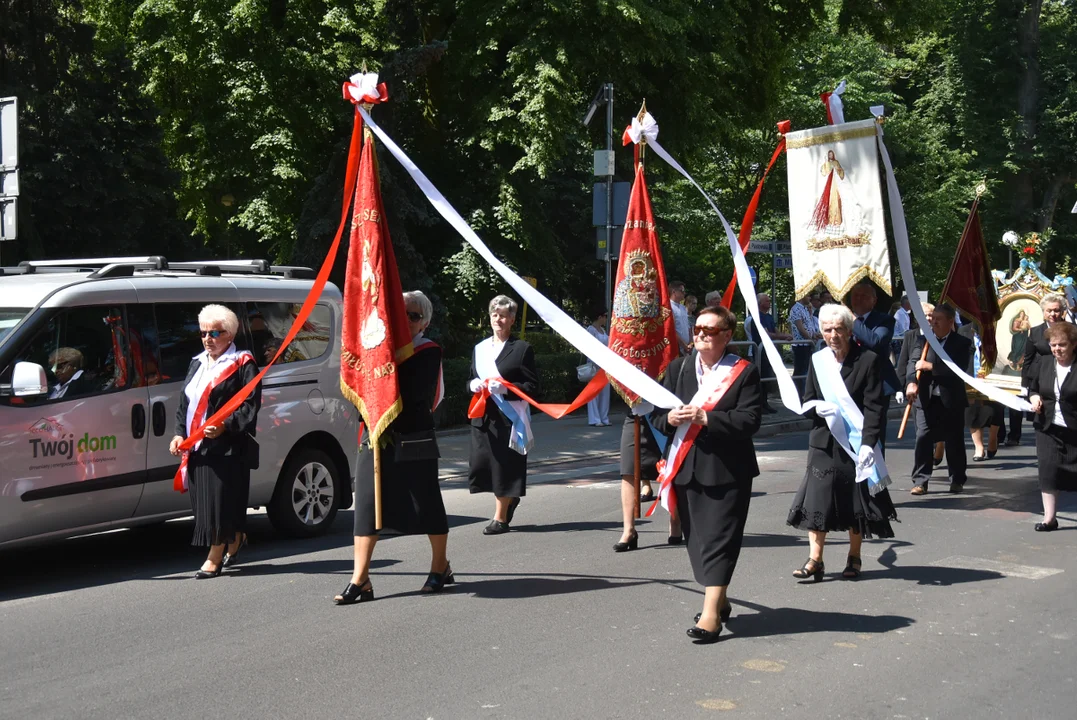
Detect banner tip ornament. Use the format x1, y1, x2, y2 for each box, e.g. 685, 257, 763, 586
344, 72, 388, 106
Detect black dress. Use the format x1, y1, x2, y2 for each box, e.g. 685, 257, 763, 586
354, 343, 448, 536
650, 352, 763, 587
175, 351, 261, 547
619, 414, 661, 480
468, 337, 539, 498
1029, 359, 1077, 494
786, 345, 897, 538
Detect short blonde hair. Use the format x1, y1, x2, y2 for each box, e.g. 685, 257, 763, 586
489, 295, 518, 316
819, 303, 855, 330
403, 290, 433, 327
198, 304, 239, 335
1041, 293, 1067, 311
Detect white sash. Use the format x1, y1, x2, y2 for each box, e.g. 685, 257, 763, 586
474, 339, 533, 455
812, 349, 891, 494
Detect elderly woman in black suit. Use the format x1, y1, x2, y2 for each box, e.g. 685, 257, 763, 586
334, 291, 452, 604
1027, 321, 1077, 532
650, 306, 763, 644
787, 304, 897, 582
468, 295, 539, 535
169, 304, 261, 579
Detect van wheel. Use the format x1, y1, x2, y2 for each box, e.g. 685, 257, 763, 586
268, 448, 341, 537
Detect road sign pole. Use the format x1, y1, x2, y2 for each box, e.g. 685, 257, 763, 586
604, 83, 614, 314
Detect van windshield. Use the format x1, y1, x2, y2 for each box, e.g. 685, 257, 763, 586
0, 308, 29, 346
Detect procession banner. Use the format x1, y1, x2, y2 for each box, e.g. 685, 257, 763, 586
607, 163, 679, 409
785, 118, 892, 300
938, 199, 1001, 368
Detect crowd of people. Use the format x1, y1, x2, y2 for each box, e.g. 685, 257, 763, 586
168, 281, 1076, 645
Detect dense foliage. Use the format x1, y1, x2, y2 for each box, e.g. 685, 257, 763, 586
2, 1, 1074, 356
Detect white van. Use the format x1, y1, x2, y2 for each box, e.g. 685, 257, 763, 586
0, 257, 357, 549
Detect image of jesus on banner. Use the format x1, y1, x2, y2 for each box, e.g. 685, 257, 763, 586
806, 149, 867, 245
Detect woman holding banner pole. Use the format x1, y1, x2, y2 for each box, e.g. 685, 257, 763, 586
650, 306, 763, 644
786, 304, 897, 582
1027, 322, 1077, 532
335, 291, 451, 604
468, 295, 540, 535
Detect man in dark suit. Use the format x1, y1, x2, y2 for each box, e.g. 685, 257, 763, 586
847, 281, 900, 443
906, 303, 972, 494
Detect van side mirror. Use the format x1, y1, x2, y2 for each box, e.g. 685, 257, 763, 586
12, 362, 48, 397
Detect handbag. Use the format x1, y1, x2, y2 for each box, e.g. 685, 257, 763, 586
576, 361, 597, 383
392, 429, 440, 462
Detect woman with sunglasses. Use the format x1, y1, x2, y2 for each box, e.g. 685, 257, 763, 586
467, 295, 539, 535
650, 306, 763, 644
335, 291, 452, 604
169, 304, 261, 579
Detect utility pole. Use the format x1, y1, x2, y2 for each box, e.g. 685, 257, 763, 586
0, 96, 19, 265
584, 83, 616, 314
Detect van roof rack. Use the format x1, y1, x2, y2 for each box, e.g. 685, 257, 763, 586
3, 256, 316, 281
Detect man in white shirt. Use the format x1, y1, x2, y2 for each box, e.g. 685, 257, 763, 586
892, 295, 911, 361
788, 295, 820, 393
669, 280, 691, 355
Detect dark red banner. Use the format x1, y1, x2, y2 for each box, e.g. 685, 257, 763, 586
940, 200, 1001, 368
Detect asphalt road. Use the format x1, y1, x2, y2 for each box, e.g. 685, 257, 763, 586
2, 416, 1076, 719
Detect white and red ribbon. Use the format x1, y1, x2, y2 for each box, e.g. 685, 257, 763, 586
622, 111, 659, 146
343, 72, 388, 105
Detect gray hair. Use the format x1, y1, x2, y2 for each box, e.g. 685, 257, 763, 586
488, 294, 518, 316
403, 290, 433, 326
49, 347, 84, 369
1041, 292, 1067, 311
198, 304, 240, 335
818, 303, 855, 330
704, 290, 722, 306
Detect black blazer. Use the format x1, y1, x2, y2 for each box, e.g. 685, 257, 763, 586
468, 337, 539, 427
360, 343, 441, 443
907, 331, 972, 410
895, 328, 920, 388
1028, 358, 1077, 430
802, 344, 885, 451
174, 354, 262, 457
650, 351, 763, 486
1022, 324, 1051, 388
852, 309, 900, 395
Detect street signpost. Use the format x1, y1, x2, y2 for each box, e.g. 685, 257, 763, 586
583, 83, 616, 312
1, 96, 18, 247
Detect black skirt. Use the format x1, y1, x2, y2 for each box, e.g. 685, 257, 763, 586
619, 415, 661, 480
786, 445, 897, 539
468, 411, 527, 497
676, 476, 752, 587
354, 444, 447, 536
1035, 424, 1077, 493
188, 454, 249, 547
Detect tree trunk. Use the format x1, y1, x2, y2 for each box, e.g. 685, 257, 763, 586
1012, 0, 1044, 231
1036, 173, 1073, 232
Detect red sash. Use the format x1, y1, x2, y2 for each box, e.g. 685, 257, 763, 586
647, 357, 751, 518
173, 353, 254, 493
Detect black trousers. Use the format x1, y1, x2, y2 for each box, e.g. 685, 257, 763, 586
792, 345, 812, 395
912, 397, 967, 489
757, 352, 775, 406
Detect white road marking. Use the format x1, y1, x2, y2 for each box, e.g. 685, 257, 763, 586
929, 556, 1064, 580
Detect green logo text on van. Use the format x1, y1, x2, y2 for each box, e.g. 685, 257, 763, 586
29, 432, 118, 459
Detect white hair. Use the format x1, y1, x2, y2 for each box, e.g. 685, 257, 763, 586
489, 294, 518, 316
818, 303, 855, 330
403, 290, 433, 326
198, 304, 240, 335
704, 290, 722, 306
1041, 293, 1067, 311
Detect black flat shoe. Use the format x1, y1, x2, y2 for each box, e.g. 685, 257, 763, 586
483, 520, 510, 535
194, 563, 223, 579
421, 563, 455, 593
640, 491, 657, 503
972, 454, 987, 462
695, 602, 732, 624
334, 580, 374, 605
986, 450, 997, 459
842, 555, 862, 580
1034, 519, 1058, 532
949, 482, 964, 494
506, 498, 520, 524
667, 535, 683, 546
933, 457, 943, 467
686, 624, 722, 644
222, 533, 248, 568
792, 558, 824, 582
613, 531, 638, 553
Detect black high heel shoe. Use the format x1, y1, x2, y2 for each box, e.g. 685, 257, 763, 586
421, 563, 455, 593
334, 580, 374, 605
613, 531, 638, 553
222, 533, 248, 568
842, 555, 862, 579
792, 558, 824, 582
695, 602, 732, 624
667, 535, 683, 545
686, 624, 722, 644
194, 562, 223, 579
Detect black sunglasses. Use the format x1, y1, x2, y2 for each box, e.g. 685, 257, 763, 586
406, 311, 424, 322
199, 330, 225, 339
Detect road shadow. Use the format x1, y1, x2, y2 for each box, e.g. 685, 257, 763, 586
725, 606, 914, 638
463, 575, 651, 599
514, 520, 623, 533
741, 532, 807, 548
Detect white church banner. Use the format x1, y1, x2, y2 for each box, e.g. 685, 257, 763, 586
786, 118, 892, 299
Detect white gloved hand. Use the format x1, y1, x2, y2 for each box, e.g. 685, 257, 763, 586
857, 444, 875, 468
815, 403, 838, 418
488, 379, 507, 395
469, 378, 483, 393
895, 391, 905, 406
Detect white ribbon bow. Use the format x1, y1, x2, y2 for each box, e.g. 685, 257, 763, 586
625, 112, 659, 145
346, 72, 384, 104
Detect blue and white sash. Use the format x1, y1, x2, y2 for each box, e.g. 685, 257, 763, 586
812, 349, 891, 495
475, 339, 534, 455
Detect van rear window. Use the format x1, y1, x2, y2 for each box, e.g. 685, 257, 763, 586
247, 302, 331, 366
